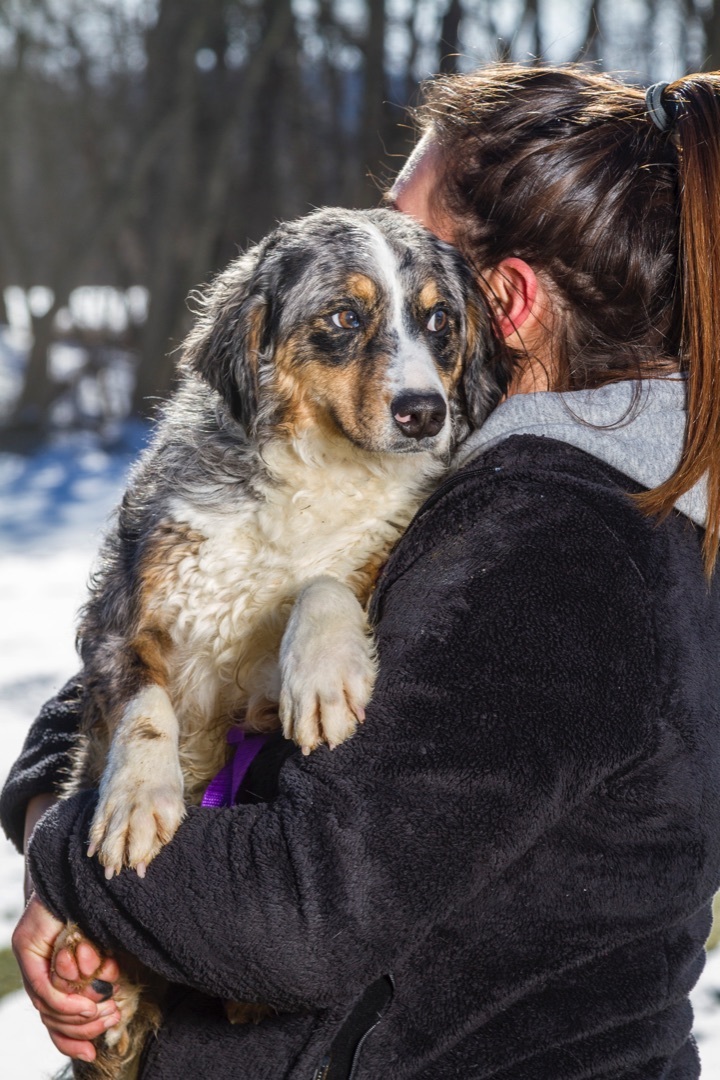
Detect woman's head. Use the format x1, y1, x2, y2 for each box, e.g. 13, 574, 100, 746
390, 64, 720, 571
393, 66, 683, 389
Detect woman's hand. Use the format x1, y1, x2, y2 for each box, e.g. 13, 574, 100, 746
12, 894, 121, 1063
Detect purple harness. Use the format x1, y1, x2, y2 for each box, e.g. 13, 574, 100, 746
201, 728, 270, 808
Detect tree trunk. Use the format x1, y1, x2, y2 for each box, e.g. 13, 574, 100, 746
132, 0, 297, 416
700, 0, 720, 71
574, 0, 602, 63
522, 0, 542, 61
8, 296, 65, 434
357, 0, 387, 207
440, 0, 463, 75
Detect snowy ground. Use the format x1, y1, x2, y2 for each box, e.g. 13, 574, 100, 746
0, 432, 138, 1078
0, 432, 719, 1075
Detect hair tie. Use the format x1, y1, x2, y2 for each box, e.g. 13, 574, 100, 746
645, 81, 673, 132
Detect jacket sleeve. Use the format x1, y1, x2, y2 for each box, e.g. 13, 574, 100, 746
0, 676, 83, 852
27, 475, 658, 1013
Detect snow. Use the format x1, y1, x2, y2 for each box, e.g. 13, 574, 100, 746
0, 432, 137, 1078
0, 431, 718, 1073
0, 992, 68, 1078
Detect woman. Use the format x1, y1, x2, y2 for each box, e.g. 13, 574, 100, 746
5, 65, 720, 1078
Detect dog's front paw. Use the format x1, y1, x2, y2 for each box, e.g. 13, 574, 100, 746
279, 577, 377, 754
88, 686, 185, 877
88, 754, 184, 879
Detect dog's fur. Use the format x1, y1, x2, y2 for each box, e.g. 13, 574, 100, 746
56, 207, 500, 1078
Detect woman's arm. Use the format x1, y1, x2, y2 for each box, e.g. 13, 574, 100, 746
26, 470, 658, 1014
4, 678, 122, 1062
1, 675, 84, 852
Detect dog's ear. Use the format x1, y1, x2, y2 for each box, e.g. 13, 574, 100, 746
461, 289, 508, 429
181, 246, 270, 432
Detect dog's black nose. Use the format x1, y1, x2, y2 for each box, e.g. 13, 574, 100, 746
391, 392, 447, 440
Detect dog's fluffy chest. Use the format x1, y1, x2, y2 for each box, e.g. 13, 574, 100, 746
149, 439, 440, 732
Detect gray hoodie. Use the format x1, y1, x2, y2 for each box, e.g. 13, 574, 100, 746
456, 376, 708, 528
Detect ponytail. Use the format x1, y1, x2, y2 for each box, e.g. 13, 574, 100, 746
635, 75, 720, 576
420, 65, 720, 573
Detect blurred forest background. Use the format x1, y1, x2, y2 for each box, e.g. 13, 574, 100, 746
2, 0, 720, 448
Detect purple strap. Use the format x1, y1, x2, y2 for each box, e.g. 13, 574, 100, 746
201, 728, 270, 808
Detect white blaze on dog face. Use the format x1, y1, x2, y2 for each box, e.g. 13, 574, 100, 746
365, 220, 449, 424
261, 208, 477, 455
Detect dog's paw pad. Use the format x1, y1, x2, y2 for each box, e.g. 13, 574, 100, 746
51, 923, 103, 994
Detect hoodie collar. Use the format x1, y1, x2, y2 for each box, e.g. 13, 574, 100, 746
455, 377, 707, 528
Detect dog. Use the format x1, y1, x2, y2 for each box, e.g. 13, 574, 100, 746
54, 206, 500, 1078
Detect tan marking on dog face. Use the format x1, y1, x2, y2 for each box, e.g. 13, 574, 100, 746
436, 349, 465, 397
265, 252, 474, 452
412, 279, 466, 391
265, 263, 396, 448
418, 280, 444, 311
272, 333, 394, 449
345, 273, 379, 308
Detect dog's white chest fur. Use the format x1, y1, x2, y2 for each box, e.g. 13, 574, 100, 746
149, 434, 441, 777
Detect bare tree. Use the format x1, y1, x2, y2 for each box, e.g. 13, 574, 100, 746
522, 0, 543, 62
439, 0, 463, 75
574, 0, 603, 64
698, 0, 720, 69
7, 0, 705, 443
0, 0, 158, 436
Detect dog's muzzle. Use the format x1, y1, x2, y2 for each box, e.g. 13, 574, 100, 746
391, 391, 447, 440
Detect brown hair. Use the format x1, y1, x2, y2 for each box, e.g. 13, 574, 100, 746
416, 64, 720, 574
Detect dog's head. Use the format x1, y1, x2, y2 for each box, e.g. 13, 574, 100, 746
182, 208, 503, 455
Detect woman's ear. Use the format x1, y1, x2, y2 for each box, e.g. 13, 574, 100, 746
482, 258, 538, 339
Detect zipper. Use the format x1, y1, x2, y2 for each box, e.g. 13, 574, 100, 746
346, 1014, 382, 1080
348, 973, 394, 1080
310, 974, 394, 1080
312, 1058, 331, 1080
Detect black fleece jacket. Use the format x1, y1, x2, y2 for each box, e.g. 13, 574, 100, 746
4, 436, 720, 1080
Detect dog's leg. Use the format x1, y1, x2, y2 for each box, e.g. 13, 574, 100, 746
279, 576, 377, 753
52, 925, 161, 1080
88, 684, 185, 878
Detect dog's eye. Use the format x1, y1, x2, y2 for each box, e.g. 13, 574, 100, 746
427, 309, 449, 333
331, 309, 361, 330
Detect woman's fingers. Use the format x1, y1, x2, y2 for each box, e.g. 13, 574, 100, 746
12, 893, 124, 1065
46, 1028, 98, 1062
12, 895, 104, 1018
43, 999, 121, 1062
40, 1005, 120, 1041
23, 970, 99, 1019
